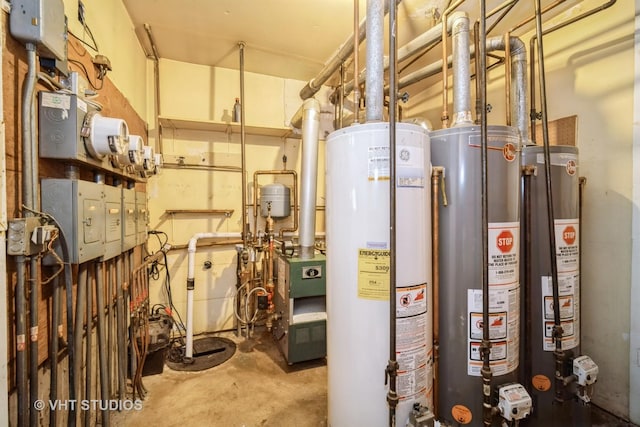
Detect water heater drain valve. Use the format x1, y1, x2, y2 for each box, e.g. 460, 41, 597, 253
573, 355, 598, 402
497, 383, 532, 422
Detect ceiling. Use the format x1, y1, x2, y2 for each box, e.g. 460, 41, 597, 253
123, 0, 583, 85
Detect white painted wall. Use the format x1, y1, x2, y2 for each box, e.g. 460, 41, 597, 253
146, 58, 332, 334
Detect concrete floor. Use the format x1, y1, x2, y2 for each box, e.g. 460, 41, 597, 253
112, 330, 328, 427
110, 330, 636, 427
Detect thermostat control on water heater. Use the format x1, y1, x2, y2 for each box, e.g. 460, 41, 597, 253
497, 383, 533, 422
573, 355, 598, 386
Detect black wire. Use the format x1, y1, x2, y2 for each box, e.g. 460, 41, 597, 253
68, 29, 98, 52
67, 58, 104, 91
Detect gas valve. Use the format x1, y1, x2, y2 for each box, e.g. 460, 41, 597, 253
497, 383, 532, 422
573, 355, 598, 402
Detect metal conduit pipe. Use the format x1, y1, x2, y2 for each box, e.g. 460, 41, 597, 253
28, 256, 39, 427
22, 43, 36, 211
65, 264, 75, 427
116, 255, 126, 401
299, 0, 401, 100
49, 274, 60, 427
16, 256, 27, 427
144, 24, 163, 154
85, 264, 93, 427
451, 12, 472, 126
365, 0, 384, 122
298, 99, 321, 259
533, 0, 564, 404
529, 0, 616, 142
386, 0, 399, 423
73, 264, 88, 422
479, 1, 494, 426
95, 261, 110, 425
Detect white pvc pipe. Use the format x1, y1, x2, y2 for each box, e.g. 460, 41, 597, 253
299, 99, 321, 258
185, 232, 239, 359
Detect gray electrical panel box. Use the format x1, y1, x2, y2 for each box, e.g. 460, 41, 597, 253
135, 191, 147, 246
103, 184, 122, 260
39, 92, 103, 168
10, 0, 67, 62
122, 188, 137, 251
41, 179, 105, 264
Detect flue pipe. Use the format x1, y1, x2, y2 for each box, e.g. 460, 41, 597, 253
366, 0, 385, 122
239, 42, 248, 245
451, 12, 472, 126
441, 0, 466, 128
299, 99, 321, 259
299, 0, 401, 100
353, 0, 361, 123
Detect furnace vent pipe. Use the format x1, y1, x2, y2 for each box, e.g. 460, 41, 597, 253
366, 0, 385, 121
299, 0, 401, 101
486, 36, 528, 141
451, 12, 472, 126
298, 99, 321, 259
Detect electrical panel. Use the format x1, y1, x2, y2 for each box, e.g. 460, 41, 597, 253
122, 188, 137, 251
38, 92, 148, 181
103, 184, 122, 260
9, 0, 67, 62
135, 191, 148, 246
41, 178, 105, 264
39, 92, 102, 167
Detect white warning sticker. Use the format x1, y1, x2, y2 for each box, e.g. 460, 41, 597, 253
368, 146, 390, 181
396, 284, 427, 318
41, 92, 71, 110
541, 274, 580, 351
488, 222, 519, 286
555, 219, 579, 273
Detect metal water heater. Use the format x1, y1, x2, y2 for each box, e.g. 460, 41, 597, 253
431, 125, 521, 426
521, 145, 595, 426
326, 122, 432, 426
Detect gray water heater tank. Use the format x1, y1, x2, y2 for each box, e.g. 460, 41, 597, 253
260, 183, 291, 218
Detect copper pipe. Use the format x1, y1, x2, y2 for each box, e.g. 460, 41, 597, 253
252, 170, 298, 239
509, 0, 567, 33
441, 0, 465, 128
431, 167, 444, 418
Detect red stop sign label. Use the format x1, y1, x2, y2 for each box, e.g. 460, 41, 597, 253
497, 230, 514, 253
563, 226, 576, 245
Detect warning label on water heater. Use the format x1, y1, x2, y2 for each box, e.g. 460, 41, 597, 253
541, 273, 580, 351
357, 248, 390, 300
555, 219, 579, 273
488, 222, 519, 285
367, 146, 390, 181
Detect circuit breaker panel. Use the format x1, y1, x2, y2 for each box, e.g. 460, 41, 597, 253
41, 178, 106, 264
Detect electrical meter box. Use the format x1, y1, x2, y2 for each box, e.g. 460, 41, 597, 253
10, 0, 67, 62
272, 253, 326, 364
103, 184, 122, 260
38, 92, 101, 166
122, 188, 137, 251
41, 178, 105, 264
135, 191, 147, 246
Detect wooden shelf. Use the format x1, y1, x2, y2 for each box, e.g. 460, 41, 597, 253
159, 116, 300, 139
165, 209, 234, 217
